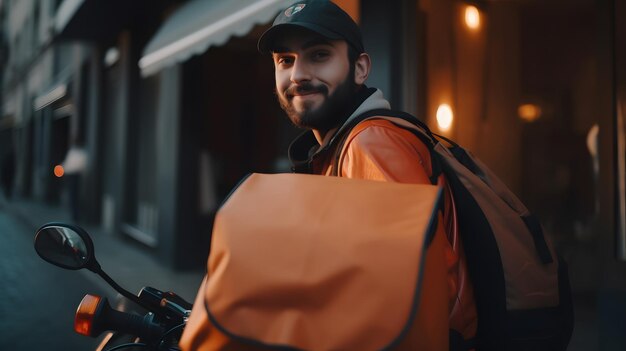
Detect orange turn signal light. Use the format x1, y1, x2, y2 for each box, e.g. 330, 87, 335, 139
75, 294, 101, 336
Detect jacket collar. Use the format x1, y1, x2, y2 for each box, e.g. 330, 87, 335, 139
288, 87, 391, 172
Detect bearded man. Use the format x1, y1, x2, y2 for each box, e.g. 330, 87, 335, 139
181, 1, 476, 349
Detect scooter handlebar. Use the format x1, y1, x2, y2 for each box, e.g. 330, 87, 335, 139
76, 295, 164, 341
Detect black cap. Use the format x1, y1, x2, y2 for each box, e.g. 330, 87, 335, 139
258, 0, 364, 54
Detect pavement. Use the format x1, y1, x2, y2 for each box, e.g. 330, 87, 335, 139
0, 195, 205, 304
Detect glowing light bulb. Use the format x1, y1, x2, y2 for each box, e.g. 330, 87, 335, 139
518, 103, 542, 122
465, 5, 481, 30
436, 104, 454, 132
54, 165, 65, 178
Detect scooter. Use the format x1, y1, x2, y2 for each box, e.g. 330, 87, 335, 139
33, 222, 193, 351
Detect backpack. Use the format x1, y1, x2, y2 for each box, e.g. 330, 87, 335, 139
181, 173, 452, 350
331, 109, 574, 351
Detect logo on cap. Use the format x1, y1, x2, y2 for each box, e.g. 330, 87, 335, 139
285, 4, 306, 17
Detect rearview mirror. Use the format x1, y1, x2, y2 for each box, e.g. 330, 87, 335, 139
34, 222, 150, 310
34, 223, 94, 270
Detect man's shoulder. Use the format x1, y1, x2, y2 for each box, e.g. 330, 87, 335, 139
338, 115, 434, 181
345, 117, 424, 146
339, 117, 431, 162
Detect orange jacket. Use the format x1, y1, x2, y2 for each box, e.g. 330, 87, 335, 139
292, 114, 477, 341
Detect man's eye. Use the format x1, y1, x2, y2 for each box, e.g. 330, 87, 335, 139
312, 51, 330, 60
276, 57, 294, 65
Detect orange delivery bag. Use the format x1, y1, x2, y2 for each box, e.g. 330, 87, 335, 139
180, 173, 450, 351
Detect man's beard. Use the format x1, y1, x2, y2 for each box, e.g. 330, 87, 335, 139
277, 73, 357, 132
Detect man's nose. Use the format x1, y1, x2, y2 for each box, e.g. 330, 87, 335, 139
290, 59, 312, 83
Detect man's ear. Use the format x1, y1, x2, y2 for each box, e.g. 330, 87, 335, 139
354, 53, 371, 85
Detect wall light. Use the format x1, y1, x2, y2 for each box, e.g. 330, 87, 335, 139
464, 5, 481, 31
53, 165, 65, 178
518, 103, 542, 122
436, 104, 454, 132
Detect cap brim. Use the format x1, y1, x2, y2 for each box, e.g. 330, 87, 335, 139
258, 23, 343, 54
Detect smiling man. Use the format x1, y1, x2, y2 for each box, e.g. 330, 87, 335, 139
180, 1, 477, 350
269, 28, 365, 142
258, 0, 477, 347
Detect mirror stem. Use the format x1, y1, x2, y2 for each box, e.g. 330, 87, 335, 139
92, 263, 154, 312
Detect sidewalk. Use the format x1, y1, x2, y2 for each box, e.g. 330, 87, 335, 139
0, 195, 205, 303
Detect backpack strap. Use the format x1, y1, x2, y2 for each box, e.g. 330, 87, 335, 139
343, 112, 554, 265
331, 109, 442, 185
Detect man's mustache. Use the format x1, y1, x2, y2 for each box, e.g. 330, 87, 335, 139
285, 83, 328, 97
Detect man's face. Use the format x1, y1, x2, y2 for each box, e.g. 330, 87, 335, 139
272, 29, 356, 132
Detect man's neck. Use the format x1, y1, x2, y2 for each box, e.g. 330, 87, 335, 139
312, 130, 324, 145
312, 128, 337, 145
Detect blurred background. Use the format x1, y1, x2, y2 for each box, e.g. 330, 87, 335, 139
0, 0, 624, 349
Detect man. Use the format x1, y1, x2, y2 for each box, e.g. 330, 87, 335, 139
60, 142, 87, 222
181, 1, 476, 349
259, 0, 477, 345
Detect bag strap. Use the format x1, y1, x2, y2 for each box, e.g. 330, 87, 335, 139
331, 109, 442, 185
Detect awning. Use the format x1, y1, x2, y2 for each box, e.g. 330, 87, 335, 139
34, 70, 74, 111
55, 0, 84, 35
34, 84, 68, 111
139, 0, 290, 77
